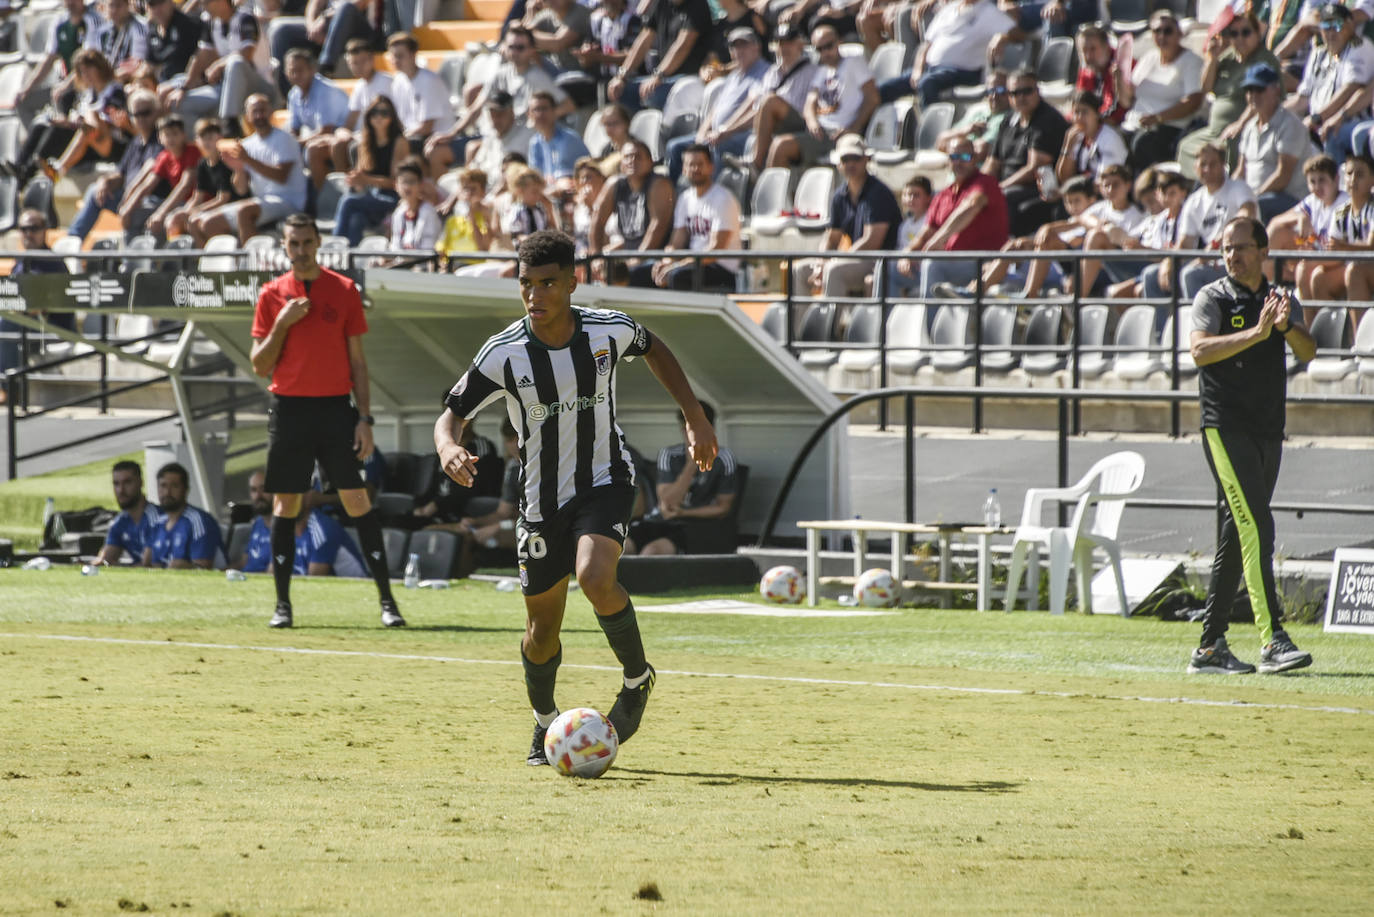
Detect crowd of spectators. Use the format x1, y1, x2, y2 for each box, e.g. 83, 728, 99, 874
4, 0, 1374, 331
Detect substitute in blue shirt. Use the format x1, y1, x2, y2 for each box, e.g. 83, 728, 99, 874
97, 460, 164, 565
241, 509, 366, 577
527, 90, 589, 182
143, 462, 224, 569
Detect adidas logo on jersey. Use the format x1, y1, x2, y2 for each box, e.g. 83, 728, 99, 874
275, 555, 286, 565
612, 522, 627, 538
516, 375, 536, 388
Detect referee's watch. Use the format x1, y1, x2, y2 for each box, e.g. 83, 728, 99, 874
360, 414, 375, 425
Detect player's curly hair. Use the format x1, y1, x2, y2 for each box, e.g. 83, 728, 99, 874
517, 230, 576, 270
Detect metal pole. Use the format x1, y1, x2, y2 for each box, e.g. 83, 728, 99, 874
972, 255, 983, 432
1070, 257, 1082, 434
904, 391, 915, 524
784, 254, 795, 354
98, 313, 109, 414
878, 255, 889, 431
1057, 396, 1069, 528
5, 372, 16, 481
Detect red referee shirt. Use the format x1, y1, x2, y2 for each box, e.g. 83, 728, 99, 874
251, 267, 368, 397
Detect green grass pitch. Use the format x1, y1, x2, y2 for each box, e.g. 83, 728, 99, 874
2, 568, 1373, 915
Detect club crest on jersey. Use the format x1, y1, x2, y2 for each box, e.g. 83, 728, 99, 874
594, 348, 611, 375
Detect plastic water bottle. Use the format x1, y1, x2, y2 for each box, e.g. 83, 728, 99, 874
983, 488, 1002, 529
42, 497, 55, 530
494, 578, 519, 592
80, 564, 99, 576
225, 569, 247, 582
23, 557, 52, 571
404, 553, 421, 589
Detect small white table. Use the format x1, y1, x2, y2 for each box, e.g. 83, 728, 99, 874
797, 520, 1011, 610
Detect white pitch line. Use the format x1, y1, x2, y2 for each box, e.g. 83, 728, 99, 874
4, 632, 1373, 717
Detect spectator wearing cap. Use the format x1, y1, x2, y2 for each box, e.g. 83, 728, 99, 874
608, 0, 714, 114
385, 32, 456, 157
877, 0, 1019, 106
768, 24, 878, 170
282, 48, 350, 191
1285, 4, 1374, 166
1120, 10, 1203, 170
1177, 11, 1275, 178
167, 0, 275, 131
730, 24, 817, 174
1236, 63, 1314, 222
427, 27, 569, 178
631, 143, 741, 292
791, 133, 900, 326
2, 210, 71, 388
527, 90, 591, 184
467, 90, 536, 195
900, 136, 1009, 298
665, 28, 768, 185
985, 70, 1067, 237
65, 89, 165, 242
707, 0, 770, 72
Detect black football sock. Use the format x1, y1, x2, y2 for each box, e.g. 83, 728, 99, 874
270, 514, 297, 605
523, 645, 561, 721
596, 601, 648, 680
352, 509, 395, 603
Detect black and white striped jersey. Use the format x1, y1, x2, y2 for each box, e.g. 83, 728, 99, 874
444, 306, 652, 522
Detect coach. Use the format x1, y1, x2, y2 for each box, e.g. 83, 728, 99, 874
250, 212, 403, 629
1186, 216, 1315, 676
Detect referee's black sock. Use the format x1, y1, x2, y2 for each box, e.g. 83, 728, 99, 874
353, 509, 395, 603
596, 601, 648, 681
270, 514, 297, 606
522, 645, 561, 722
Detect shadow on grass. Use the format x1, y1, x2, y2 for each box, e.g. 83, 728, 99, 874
615, 767, 1020, 793
1280, 671, 1374, 679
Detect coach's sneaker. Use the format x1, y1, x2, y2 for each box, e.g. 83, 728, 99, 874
608, 664, 655, 744
269, 601, 293, 629
1187, 637, 1256, 674
380, 599, 406, 628
527, 722, 550, 766
1258, 631, 1312, 674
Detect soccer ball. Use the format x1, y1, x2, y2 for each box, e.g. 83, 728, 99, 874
543, 707, 619, 778
854, 568, 900, 608
760, 565, 805, 604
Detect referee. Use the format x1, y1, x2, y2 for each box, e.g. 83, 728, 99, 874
250, 213, 404, 629
1187, 216, 1316, 675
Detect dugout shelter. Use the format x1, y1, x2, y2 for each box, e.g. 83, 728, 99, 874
112, 268, 848, 543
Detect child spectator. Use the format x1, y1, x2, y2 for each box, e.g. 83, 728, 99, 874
1317, 154, 1374, 320
889, 176, 932, 297
1053, 90, 1128, 193
962, 174, 1101, 298
570, 156, 606, 263
1071, 163, 1147, 296
500, 166, 558, 256
1109, 169, 1190, 300
1269, 155, 1347, 297
438, 167, 495, 264
142, 116, 205, 239
386, 157, 442, 265
179, 118, 250, 244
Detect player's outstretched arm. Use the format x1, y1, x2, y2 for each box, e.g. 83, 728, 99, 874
434, 408, 480, 488
642, 332, 718, 471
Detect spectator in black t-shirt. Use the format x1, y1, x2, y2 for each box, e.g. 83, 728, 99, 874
146, 0, 203, 84
2, 210, 72, 389
790, 133, 900, 325
607, 0, 714, 113
173, 118, 250, 245
986, 69, 1068, 237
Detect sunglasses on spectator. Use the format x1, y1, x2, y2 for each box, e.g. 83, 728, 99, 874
370, 109, 394, 117
1226, 26, 1256, 37
1009, 87, 1036, 97
987, 86, 1007, 96
18, 223, 43, 232
1319, 19, 1343, 29
949, 151, 974, 162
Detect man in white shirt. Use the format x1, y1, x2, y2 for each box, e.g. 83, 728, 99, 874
769, 24, 878, 169
197, 94, 309, 243
385, 31, 455, 155
1236, 64, 1314, 222
877, 0, 1019, 106
665, 28, 767, 184
1142, 142, 1258, 303
630, 143, 740, 292
168, 0, 275, 129
328, 36, 394, 171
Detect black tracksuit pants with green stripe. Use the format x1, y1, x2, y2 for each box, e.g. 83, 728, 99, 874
1199, 428, 1285, 649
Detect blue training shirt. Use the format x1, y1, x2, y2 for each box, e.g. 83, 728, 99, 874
240, 511, 365, 577
104, 503, 164, 559
146, 505, 225, 568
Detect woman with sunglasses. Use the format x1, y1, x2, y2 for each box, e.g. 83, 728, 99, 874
1120, 11, 1203, 171
333, 97, 405, 246
1177, 11, 1277, 178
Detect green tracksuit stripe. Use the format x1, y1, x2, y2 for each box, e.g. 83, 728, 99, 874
1204, 428, 1275, 644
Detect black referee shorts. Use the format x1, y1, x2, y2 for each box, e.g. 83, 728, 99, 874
265, 394, 365, 495
517, 484, 635, 596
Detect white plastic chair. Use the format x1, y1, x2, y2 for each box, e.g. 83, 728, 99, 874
1113, 304, 1164, 380
1158, 307, 1198, 378
1003, 450, 1147, 616
198, 234, 240, 271
748, 167, 793, 236
629, 109, 664, 162
792, 166, 836, 232
1353, 309, 1374, 381
51, 235, 83, 274
885, 303, 929, 376
1305, 306, 1354, 381
318, 234, 350, 270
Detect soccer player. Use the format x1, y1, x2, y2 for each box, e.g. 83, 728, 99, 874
97, 460, 163, 566
142, 463, 225, 570
1186, 216, 1317, 675
434, 229, 717, 765
250, 212, 403, 629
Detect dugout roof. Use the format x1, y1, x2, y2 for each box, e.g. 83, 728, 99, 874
116, 269, 848, 538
